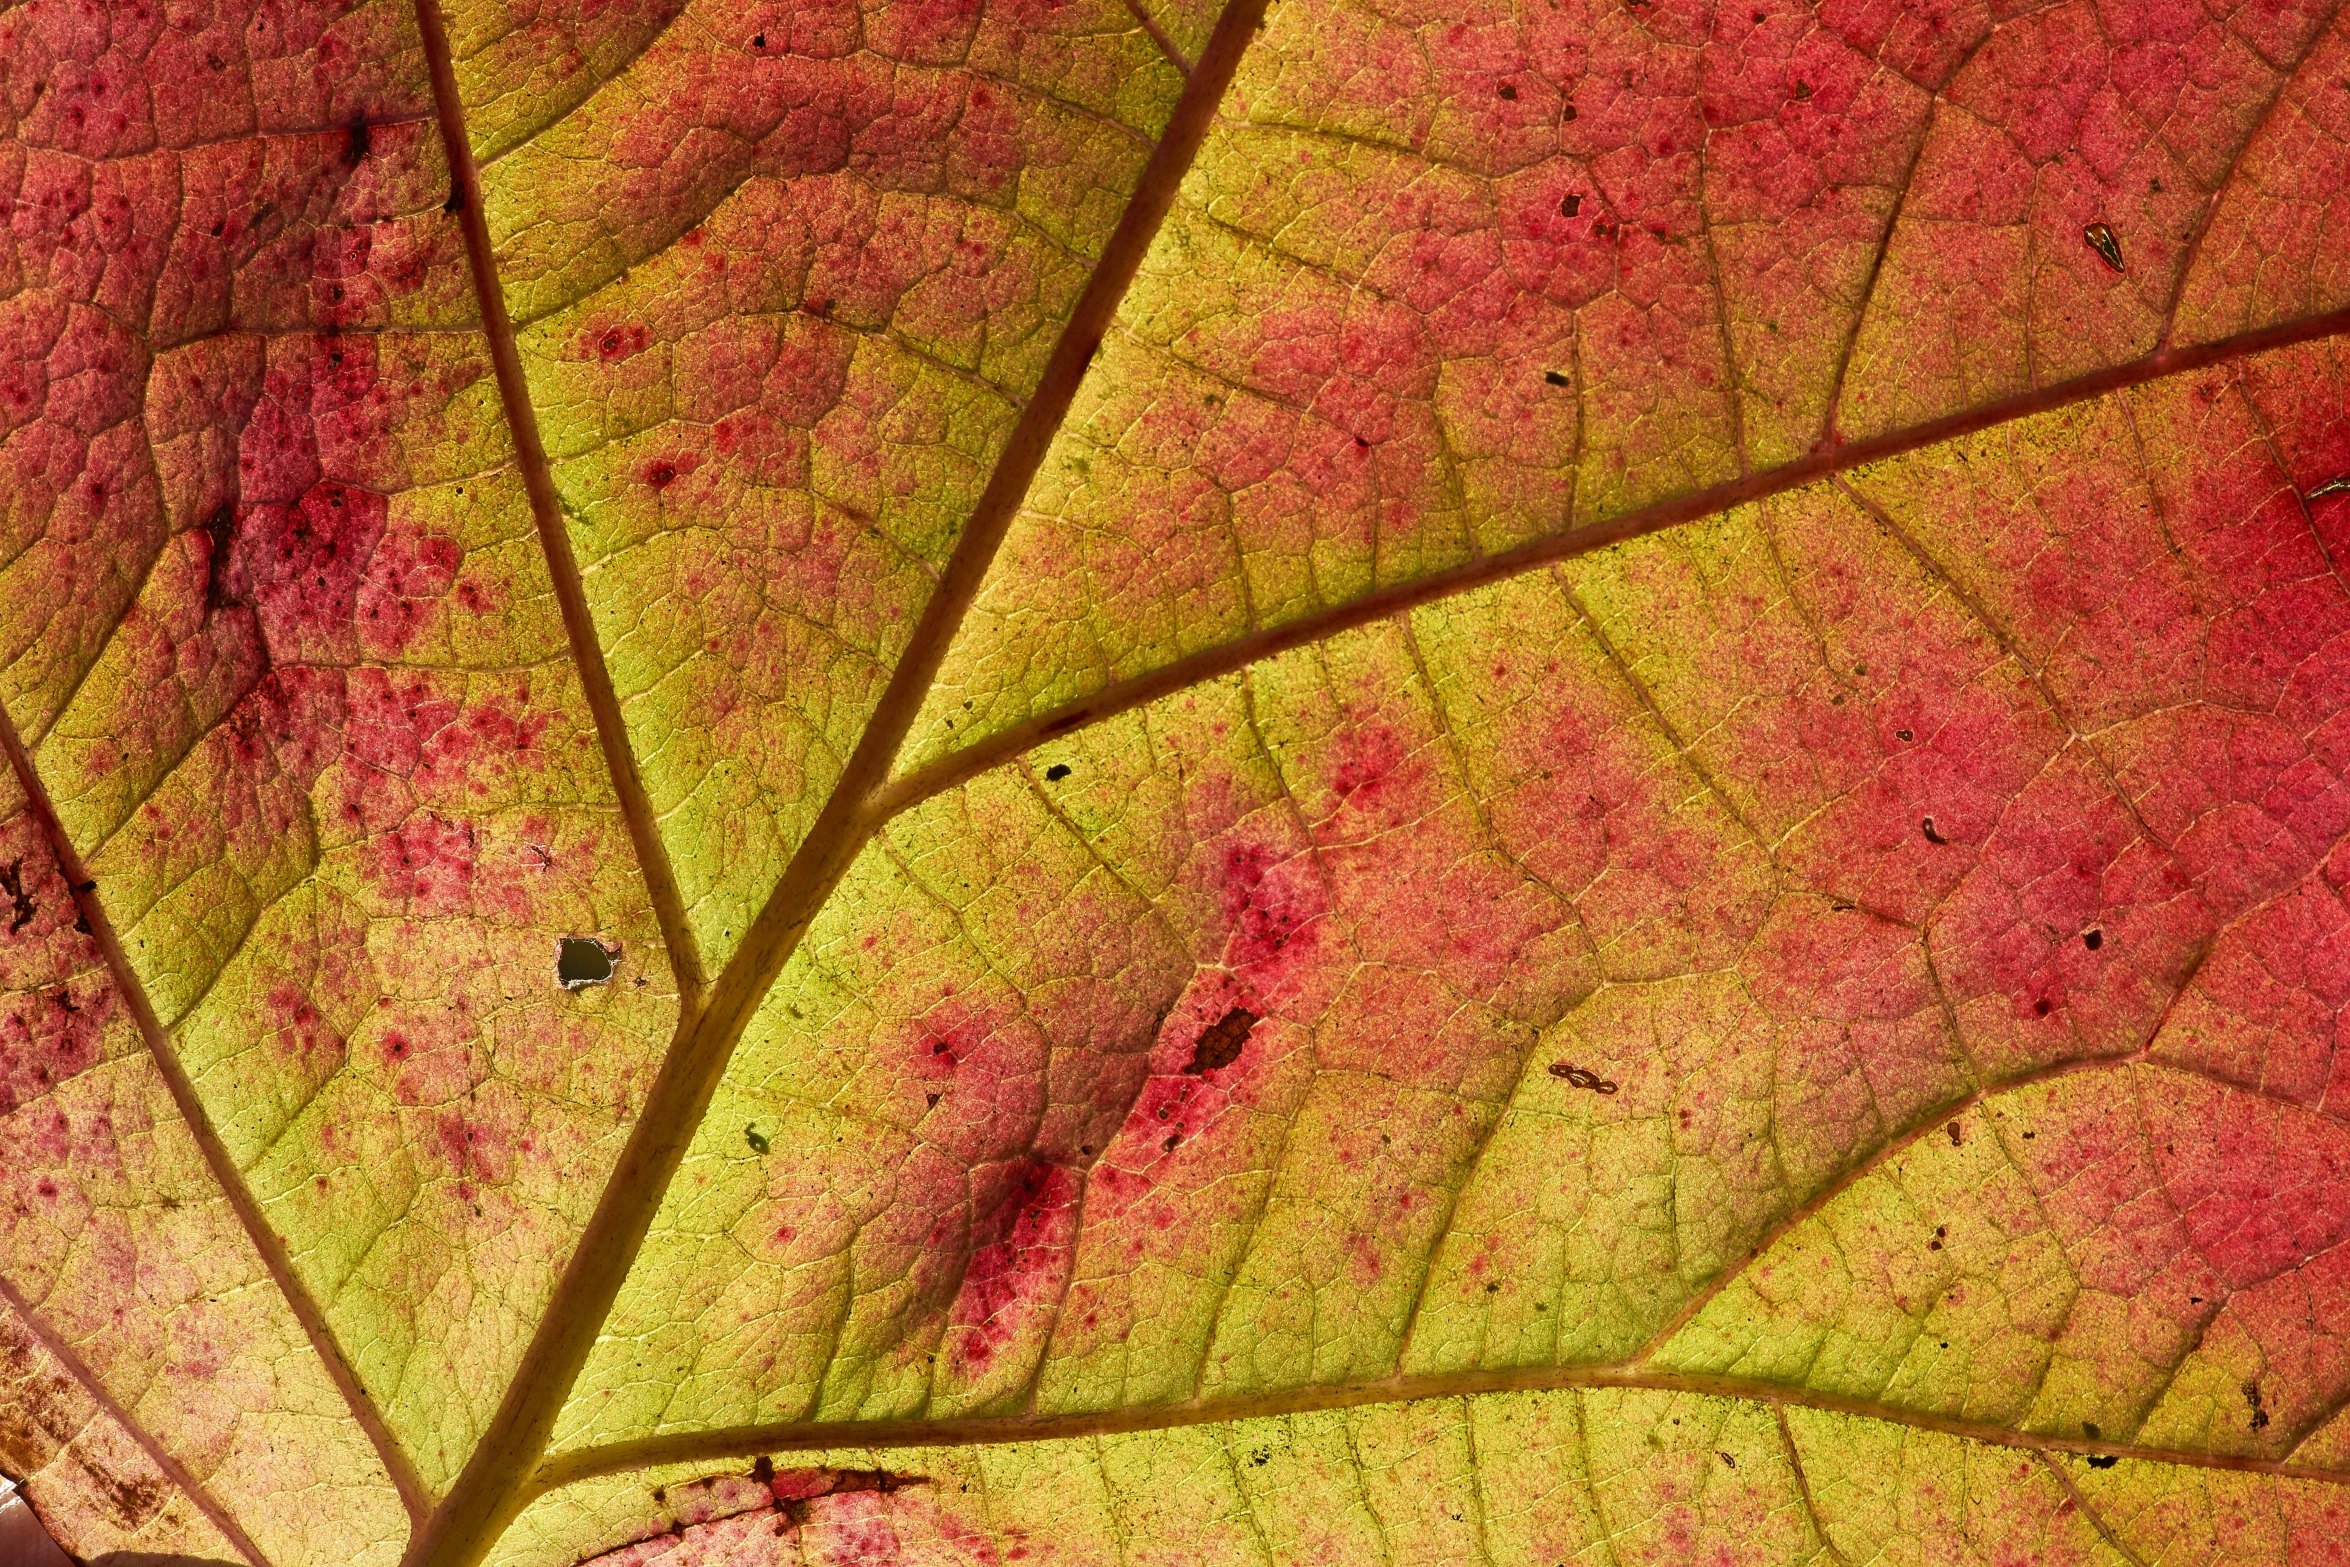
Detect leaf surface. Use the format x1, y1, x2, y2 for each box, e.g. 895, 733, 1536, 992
2, 0, 2349, 1561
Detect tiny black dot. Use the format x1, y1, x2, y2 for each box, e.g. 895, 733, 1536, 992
1045, 763, 1072, 782
2083, 928, 2103, 950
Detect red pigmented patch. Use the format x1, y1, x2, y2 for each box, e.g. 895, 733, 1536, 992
641, 453, 701, 490
943, 1158, 1077, 1379
585, 322, 652, 361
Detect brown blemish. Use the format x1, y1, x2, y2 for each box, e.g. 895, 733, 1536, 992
1183, 1007, 1258, 1075
0, 858, 34, 934
1550, 1062, 1618, 1094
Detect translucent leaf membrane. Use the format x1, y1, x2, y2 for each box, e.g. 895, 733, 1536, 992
902, 0, 2350, 775
0, 0, 677, 1493
556, 333, 2350, 1462
499, 1389, 2350, 1567
0, 771, 407, 1565
470, 0, 1196, 967
1, 1293, 240, 1564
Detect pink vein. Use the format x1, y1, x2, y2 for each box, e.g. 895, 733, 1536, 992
412, 0, 708, 1001
0, 701, 431, 1523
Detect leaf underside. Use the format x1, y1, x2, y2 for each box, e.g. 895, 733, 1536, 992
3, 0, 2349, 1561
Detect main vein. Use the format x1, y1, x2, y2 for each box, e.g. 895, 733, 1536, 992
399, 1, 1271, 1562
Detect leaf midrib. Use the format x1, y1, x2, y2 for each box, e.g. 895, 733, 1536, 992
400, 2, 1273, 1562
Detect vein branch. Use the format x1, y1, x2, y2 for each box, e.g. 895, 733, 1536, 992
411, 0, 708, 1001
522, 1363, 2350, 1502
0, 1276, 274, 1567
872, 305, 2350, 825
0, 699, 431, 1524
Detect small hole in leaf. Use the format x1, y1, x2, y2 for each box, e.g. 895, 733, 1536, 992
1045, 763, 1073, 781
2034, 998, 2052, 1016
1498, 84, 1518, 99
1544, 370, 1570, 387
1561, 193, 1582, 217
1895, 728, 1913, 741
2083, 928, 2102, 950
557, 937, 616, 988
2086, 1455, 2119, 1469
753, 31, 766, 46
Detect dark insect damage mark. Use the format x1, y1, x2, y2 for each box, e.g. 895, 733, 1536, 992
1044, 763, 1072, 781
344, 117, 372, 166
2082, 928, 2102, 950
444, 182, 465, 215
1944, 1119, 1962, 1146
0, 858, 34, 934
1921, 816, 1947, 844
202, 505, 242, 608
2086, 1454, 2120, 1468
1560, 193, 1582, 217
2084, 223, 2125, 273
2245, 1381, 2270, 1430
1550, 1062, 1618, 1093
1184, 1007, 1258, 1075
556, 937, 617, 989
1544, 370, 1570, 387
744, 1125, 770, 1155
769, 1468, 931, 1527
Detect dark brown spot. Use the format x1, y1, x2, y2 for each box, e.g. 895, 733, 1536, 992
1498, 84, 1518, 99
1184, 1007, 1258, 1075
0, 858, 34, 934
1044, 763, 1073, 782
1549, 1062, 1619, 1094
1544, 370, 1570, 387
2083, 928, 2102, 950
1921, 816, 1947, 844
1561, 193, 1583, 217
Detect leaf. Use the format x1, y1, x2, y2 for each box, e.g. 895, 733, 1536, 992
1, 0, 2347, 1560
